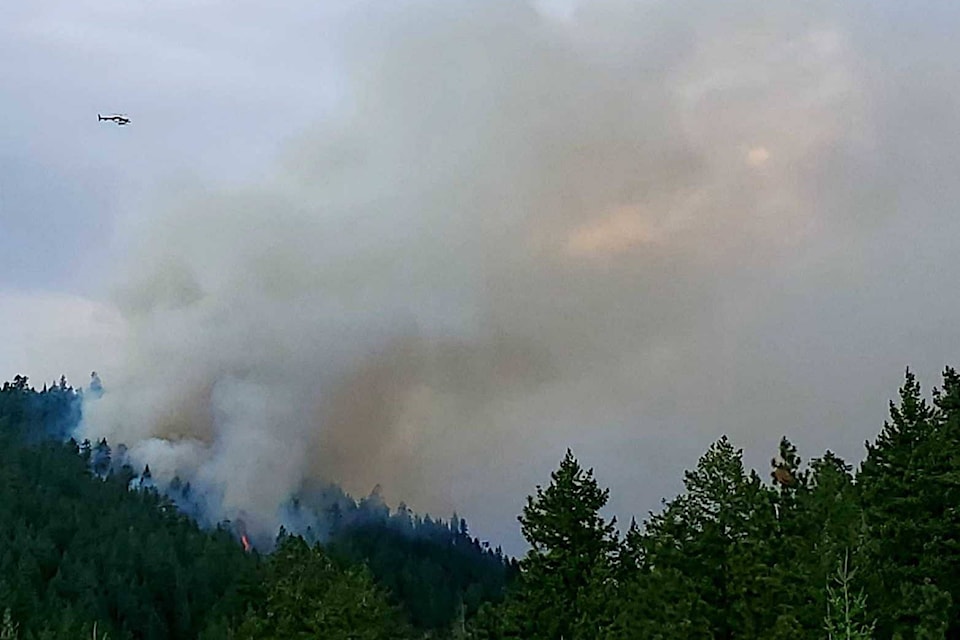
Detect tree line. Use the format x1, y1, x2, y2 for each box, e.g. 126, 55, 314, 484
467, 368, 960, 639
2, 368, 960, 637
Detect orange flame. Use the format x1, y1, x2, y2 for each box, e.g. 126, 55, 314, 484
241, 534, 251, 552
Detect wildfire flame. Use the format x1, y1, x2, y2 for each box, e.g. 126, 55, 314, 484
241, 534, 251, 552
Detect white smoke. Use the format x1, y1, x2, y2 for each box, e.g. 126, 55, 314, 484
77, 0, 941, 548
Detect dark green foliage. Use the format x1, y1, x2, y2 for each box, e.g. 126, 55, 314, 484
1, 609, 18, 640
281, 483, 517, 634
604, 564, 712, 639
783, 449, 864, 633
0, 375, 80, 442
858, 369, 960, 638
472, 370, 960, 638
228, 532, 409, 639
0, 384, 259, 639
640, 436, 781, 638
0, 379, 511, 639
326, 515, 516, 632
8, 364, 960, 638
498, 449, 619, 639
823, 551, 875, 640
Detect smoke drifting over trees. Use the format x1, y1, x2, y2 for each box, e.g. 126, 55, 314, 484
67, 0, 960, 547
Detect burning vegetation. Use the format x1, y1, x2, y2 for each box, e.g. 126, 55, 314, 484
234, 517, 253, 552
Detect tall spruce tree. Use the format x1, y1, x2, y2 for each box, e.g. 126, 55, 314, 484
802, 451, 865, 634
504, 449, 617, 639
763, 440, 867, 636
642, 436, 779, 638
857, 369, 956, 638
926, 366, 960, 630
765, 437, 819, 636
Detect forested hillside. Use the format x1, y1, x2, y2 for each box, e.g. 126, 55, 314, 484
0, 378, 513, 639
0, 378, 258, 638
2, 368, 960, 637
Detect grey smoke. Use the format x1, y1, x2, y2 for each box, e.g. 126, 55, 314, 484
77, 0, 960, 551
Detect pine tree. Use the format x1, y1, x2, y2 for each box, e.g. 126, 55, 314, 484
763, 439, 867, 635
504, 449, 618, 639
925, 366, 960, 628
794, 451, 865, 633
642, 436, 779, 638
857, 369, 958, 637
232, 533, 409, 639
823, 550, 875, 640
765, 437, 821, 635
604, 563, 712, 639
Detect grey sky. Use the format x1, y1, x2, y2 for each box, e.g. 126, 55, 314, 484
3, 1, 960, 553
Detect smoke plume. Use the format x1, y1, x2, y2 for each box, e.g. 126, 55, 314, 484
78, 0, 957, 549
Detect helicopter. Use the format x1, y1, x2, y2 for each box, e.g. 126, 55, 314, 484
98, 113, 130, 126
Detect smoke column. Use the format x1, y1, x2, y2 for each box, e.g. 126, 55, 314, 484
78, 0, 889, 547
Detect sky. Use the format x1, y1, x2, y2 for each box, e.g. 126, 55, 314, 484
3, 0, 960, 553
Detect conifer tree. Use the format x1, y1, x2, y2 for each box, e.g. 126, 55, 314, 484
925, 366, 960, 627
231, 533, 408, 639
765, 437, 821, 635
857, 369, 958, 637
642, 436, 779, 638
504, 449, 618, 639
823, 550, 875, 640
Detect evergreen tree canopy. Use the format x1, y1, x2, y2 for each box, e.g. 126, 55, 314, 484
7, 364, 960, 639
858, 368, 960, 638
505, 449, 618, 639
229, 532, 409, 640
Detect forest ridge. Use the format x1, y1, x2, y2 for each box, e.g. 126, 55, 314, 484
1, 367, 958, 638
